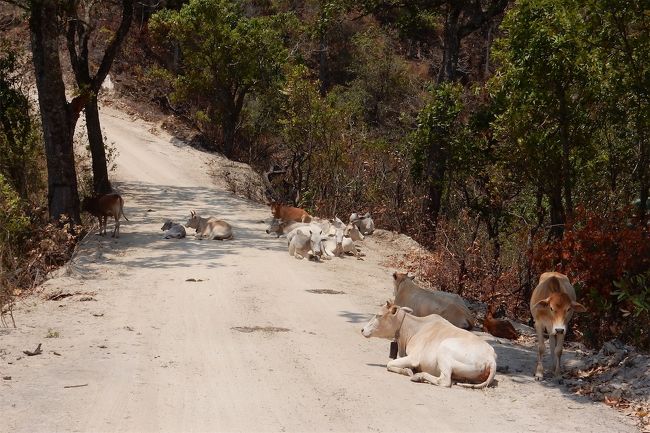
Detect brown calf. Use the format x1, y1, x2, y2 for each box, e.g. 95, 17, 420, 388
482, 304, 519, 340
530, 272, 586, 380
270, 202, 311, 223
82, 193, 129, 238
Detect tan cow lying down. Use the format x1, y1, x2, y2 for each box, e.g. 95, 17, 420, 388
186, 211, 233, 240
393, 272, 475, 330
271, 202, 311, 223
362, 301, 497, 388
531, 272, 586, 380
265, 219, 309, 237
82, 193, 129, 238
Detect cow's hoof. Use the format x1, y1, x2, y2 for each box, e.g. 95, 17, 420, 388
411, 373, 427, 382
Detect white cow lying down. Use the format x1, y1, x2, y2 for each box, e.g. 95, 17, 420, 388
288, 224, 325, 260
350, 212, 375, 235
161, 220, 186, 239
323, 220, 364, 259
362, 301, 497, 388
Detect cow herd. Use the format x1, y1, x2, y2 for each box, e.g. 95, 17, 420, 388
82, 194, 588, 389
362, 271, 587, 388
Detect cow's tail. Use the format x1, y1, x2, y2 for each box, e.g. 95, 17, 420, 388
119, 197, 129, 221
456, 357, 497, 389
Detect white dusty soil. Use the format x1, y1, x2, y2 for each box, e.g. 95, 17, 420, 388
0, 105, 639, 433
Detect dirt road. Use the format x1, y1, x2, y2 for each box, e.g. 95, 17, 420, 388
0, 106, 637, 433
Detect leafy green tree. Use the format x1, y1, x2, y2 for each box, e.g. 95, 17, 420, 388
149, 0, 289, 156
409, 82, 465, 231
4, 0, 83, 223
583, 0, 649, 220
0, 42, 43, 199
493, 0, 592, 238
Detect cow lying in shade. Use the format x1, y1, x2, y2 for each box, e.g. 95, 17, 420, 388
161, 220, 186, 239
362, 301, 497, 388
530, 272, 586, 380
482, 304, 519, 340
265, 218, 309, 237
393, 272, 475, 330
82, 193, 129, 238
186, 210, 233, 240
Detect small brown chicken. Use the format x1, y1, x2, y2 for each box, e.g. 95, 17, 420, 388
483, 304, 519, 340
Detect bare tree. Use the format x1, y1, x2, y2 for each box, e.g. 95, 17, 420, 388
66, 0, 134, 194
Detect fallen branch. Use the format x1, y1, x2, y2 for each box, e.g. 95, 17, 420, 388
63, 383, 88, 389
23, 343, 42, 356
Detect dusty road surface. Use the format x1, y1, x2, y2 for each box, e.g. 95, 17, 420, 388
0, 106, 638, 433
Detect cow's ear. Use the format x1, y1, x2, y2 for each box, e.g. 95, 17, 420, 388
533, 297, 551, 309
190, 210, 195, 217
392, 272, 398, 280
390, 305, 399, 315
385, 300, 392, 307
572, 301, 587, 313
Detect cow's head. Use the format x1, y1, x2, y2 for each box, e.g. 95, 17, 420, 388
334, 224, 344, 252
265, 218, 282, 235
392, 272, 414, 295
361, 300, 412, 338
532, 292, 586, 335
186, 210, 200, 229
161, 220, 174, 231
344, 222, 364, 241
308, 227, 324, 259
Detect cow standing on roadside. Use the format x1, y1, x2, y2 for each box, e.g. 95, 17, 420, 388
82, 193, 129, 238
530, 272, 586, 380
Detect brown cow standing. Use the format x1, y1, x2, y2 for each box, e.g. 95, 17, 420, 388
530, 272, 586, 380
82, 193, 129, 238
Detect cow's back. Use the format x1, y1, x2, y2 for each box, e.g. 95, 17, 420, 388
407, 314, 487, 356
530, 272, 576, 314
395, 281, 455, 316
395, 280, 474, 329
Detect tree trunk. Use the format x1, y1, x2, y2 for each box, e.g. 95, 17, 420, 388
30, 0, 81, 224
318, 34, 328, 96
222, 112, 237, 157
636, 109, 648, 222
85, 97, 112, 194
557, 88, 573, 220
426, 148, 447, 233
548, 182, 565, 239
437, 5, 461, 84
66, 0, 133, 195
